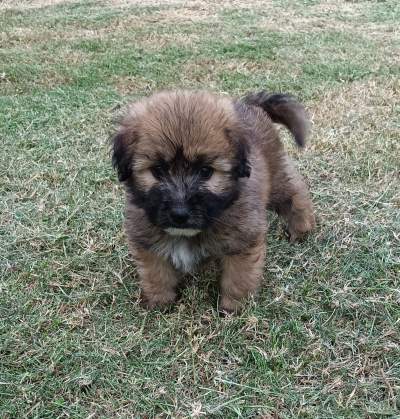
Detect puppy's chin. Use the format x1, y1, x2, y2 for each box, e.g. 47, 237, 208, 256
164, 227, 202, 237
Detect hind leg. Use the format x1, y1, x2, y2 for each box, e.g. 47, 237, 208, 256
269, 155, 315, 242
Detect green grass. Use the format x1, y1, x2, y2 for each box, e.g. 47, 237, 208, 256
1, 0, 399, 417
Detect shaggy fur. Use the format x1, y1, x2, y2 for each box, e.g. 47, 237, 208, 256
112, 90, 315, 312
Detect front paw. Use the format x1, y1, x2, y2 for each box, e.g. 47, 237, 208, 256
141, 290, 177, 310
287, 214, 316, 243
219, 294, 243, 314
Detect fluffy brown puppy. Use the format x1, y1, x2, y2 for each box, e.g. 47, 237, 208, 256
112, 90, 315, 312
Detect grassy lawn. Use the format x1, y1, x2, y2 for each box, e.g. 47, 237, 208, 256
1, 0, 399, 417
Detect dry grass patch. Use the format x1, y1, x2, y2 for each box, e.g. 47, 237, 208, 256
181, 58, 277, 89
147, 5, 218, 23
311, 77, 399, 154
0, 0, 72, 9
222, 1, 399, 43
104, 0, 179, 5
113, 75, 156, 95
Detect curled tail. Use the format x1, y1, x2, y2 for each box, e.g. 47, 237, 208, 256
243, 91, 310, 147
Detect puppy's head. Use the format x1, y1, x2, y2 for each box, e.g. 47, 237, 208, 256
112, 91, 251, 236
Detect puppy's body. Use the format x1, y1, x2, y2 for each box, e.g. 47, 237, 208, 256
112, 90, 315, 311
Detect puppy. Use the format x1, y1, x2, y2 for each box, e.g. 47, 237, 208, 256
111, 90, 315, 312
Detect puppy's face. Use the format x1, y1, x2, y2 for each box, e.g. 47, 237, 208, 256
112, 91, 250, 236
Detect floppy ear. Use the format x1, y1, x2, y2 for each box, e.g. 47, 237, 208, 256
225, 128, 251, 179
236, 140, 251, 178
111, 129, 134, 182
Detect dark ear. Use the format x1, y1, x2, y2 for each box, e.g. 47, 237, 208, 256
225, 128, 251, 179
111, 130, 133, 182
236, 141, 251, 178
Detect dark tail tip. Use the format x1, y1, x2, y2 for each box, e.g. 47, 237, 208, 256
243, 91, 310, 147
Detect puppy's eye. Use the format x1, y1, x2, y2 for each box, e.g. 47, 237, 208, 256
150, 165, 164, 180
199, 166, 214, 180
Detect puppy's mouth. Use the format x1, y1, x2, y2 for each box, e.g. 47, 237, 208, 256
164, 227, 202, 237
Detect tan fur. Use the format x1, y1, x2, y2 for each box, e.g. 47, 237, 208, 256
134, 248, 179, 308
220, 236, 266, 312
112, 90, 315, 312
206, 171, 231, 194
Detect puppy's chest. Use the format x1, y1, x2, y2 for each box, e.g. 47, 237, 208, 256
153, 238, 209, 273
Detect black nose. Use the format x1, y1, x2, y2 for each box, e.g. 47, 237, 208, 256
170, 206, 190, 225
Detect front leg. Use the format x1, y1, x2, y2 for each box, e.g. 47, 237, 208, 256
134, 248, 179, 309
220, 239, 266, 313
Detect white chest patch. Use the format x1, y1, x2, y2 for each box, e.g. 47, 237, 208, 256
154, 238, 208, 273
170, 241, 197, 272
